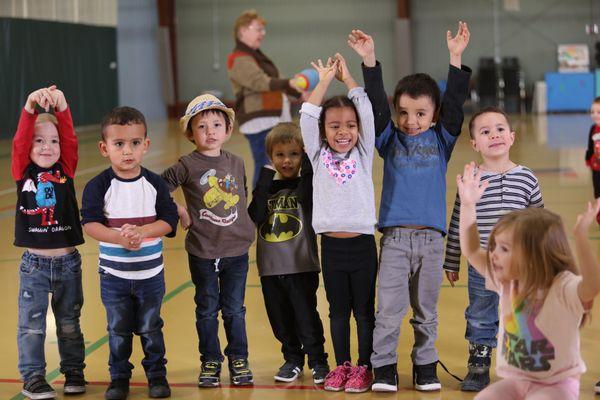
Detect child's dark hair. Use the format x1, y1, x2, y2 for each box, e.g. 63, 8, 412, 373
393, 73, 440, 115
593, 96, 600, 105
318, 96, 360, 140
468, 106, 511, 139
101, 106, 147, 141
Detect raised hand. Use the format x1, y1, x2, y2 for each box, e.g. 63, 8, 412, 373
574, 198, 600, 237
447, 21, 470, 58
25, 85, 57, 113
456, 162, 488, 206
310, 57, 338, 84
49, 88, 68, 112
347, 29, 376, 67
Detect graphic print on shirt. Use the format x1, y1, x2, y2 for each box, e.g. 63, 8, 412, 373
591, 129, 600, 170
20, 170, 67, 226
260, 193, 302, 242
199, 169, 241, 226
321, 148, 357, 185
502, 294, 555, 372
392, 137, 439, 170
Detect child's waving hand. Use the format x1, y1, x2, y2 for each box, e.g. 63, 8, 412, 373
447, 21, 470, 57
456, 162, 488, 206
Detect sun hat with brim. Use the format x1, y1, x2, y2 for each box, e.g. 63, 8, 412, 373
179, 94, 235, 133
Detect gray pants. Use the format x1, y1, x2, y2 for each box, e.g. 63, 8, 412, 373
371, 227, 444, 368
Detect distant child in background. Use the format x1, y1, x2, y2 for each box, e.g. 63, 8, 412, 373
300, 53, 378, 393
457, 162, 598, 400
81, 107, 178, 400
444, 107, 543, 392
12, 86, 86, 399
585, 96, 600, 223
349, 23, 470, 392
161, 94, 256, 387
247, 122, 329, 385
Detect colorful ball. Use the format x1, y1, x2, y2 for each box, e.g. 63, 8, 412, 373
296, 68, 319, 90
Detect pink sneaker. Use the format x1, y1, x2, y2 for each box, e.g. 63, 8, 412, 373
324, 362, 352, 391
345, 365, 372, 393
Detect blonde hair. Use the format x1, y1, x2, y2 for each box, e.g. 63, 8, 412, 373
233, 9, 266, 40
36, 113, 58, 127
265, 122, 303, 158
487, 208, 579, 310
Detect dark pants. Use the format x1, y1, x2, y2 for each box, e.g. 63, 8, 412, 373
188, 253, 249, 363
593, 170, 600, 198
261, 272, 328, 368
100, 269, 167, 380
17, 250, 85, 381
321, 234, 377, 367
243, 128, 271, 189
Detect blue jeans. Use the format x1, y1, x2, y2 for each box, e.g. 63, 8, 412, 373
243, 129, 271, 189
465, 265, 499, 347
17, 250, 85, 381
100, 269, 167, 380
188, 253, 249, 363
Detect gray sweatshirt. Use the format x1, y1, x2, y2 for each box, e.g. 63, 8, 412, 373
299, 87, 376, 235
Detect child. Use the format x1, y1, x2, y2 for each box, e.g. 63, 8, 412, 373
247, 122, 330, 384
585, 96, 600, 222
457, 162, 599, 400
348, 23, 471, 391
81, 107, 178, 400
300, 53, 377, 393
12, 86, 86, 399
443, 107, 543, 392
161, 94, 255, 387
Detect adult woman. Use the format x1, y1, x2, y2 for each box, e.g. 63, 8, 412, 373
227, 9, 300, 188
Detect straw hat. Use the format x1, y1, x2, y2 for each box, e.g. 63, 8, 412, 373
179, 94, 235, 133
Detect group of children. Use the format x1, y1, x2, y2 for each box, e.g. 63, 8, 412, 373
11, 21, 600, 400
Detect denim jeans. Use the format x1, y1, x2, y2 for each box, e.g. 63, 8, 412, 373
17, 250, 85, 381
100, 269, 167, 380
243, 129, 271, 189
188, 253, 249, 363
465, 265, 499, 348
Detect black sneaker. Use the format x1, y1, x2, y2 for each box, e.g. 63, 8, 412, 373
229, 358, 254, 386
22, 375, 57, 400
460, 343, 492, 392
312, 363, 330, 385
274, 361, 303, 382
64, 370, 86, 395
371, 363, 398, 392
413, 362, 441, 391
595, 380, 600, 394
198, 361, 221, 387
148, 376, 171, 398
104, 379, 129, 400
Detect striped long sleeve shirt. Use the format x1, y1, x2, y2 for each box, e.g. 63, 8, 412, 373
443, 165, 543, 273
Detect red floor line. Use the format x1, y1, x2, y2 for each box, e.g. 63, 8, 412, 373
0, 378, 324, 391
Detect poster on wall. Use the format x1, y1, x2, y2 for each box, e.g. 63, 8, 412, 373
558, 44, 589, 72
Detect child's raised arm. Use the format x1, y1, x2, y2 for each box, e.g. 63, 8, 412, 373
447, 21, 470, 69
574, 199, 600, 303
457, 162, 488, 273
334, 53, 358, 91
348, 29, 376, 68
306, 57, 338, 107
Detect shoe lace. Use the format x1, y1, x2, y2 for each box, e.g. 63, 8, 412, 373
347, 365, 368, 381
325, 363, 350, 383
